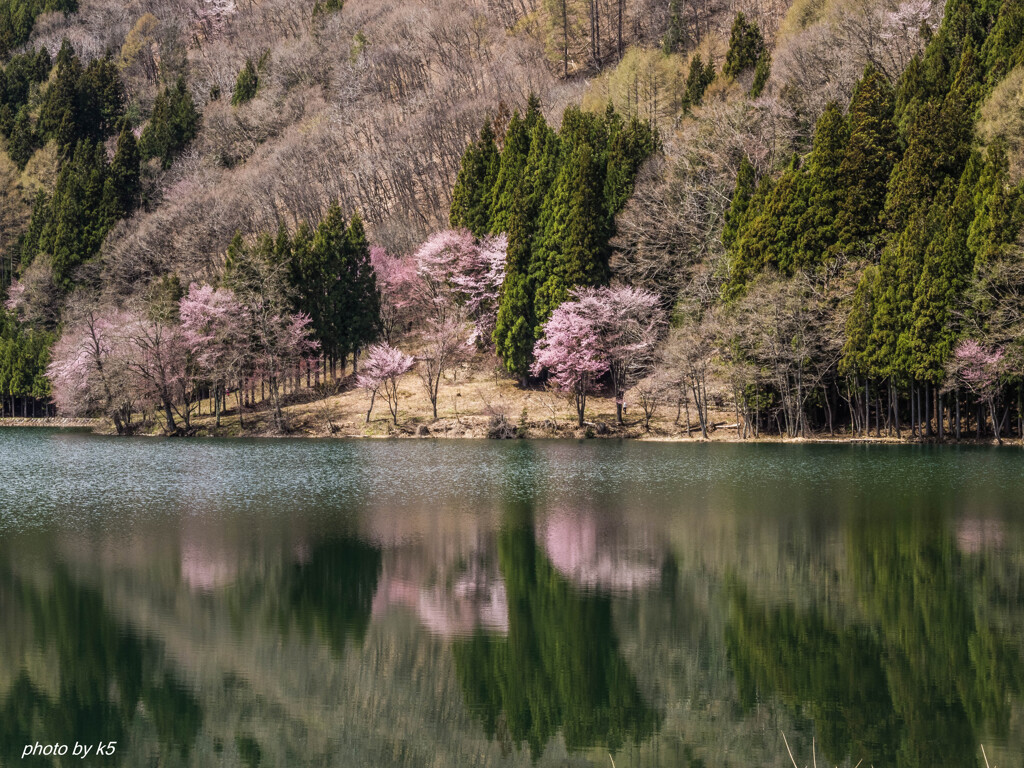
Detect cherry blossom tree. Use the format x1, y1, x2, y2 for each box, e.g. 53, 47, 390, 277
570, 286, 665, 423
179, 283, 248, 427
948, 339, 1006, 443
412, 229, 507, 346
419, 312, 473, 421
48, 302, 138, 434
357, 343, 414, 425
226, 244, 319, 431
452, 233, 506, 347
119, 309, 192, 435
532, 299, 610, 428
370, 246, 419, 343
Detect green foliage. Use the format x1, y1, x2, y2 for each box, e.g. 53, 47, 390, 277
0, 0, 76, 59
449, 120, 499, 237
231, 58, 259, 106
139, 76, 201, 169
681, 54, 715, 112
723, 155, 755, 249
36, 43, 125, 152
0, 306, 51, 402
0, 47, 49, 137
7, 103, 33, 168
19, 138, 133, 289
749, 49, 771, 97
727, 103, 849, 291
282, 204, 380, 361
722, 13, 765, 79
836, 66, 899, 246
485, 102, 654, 377
312, 0, 343, 15
493, 117, 559, 378
107, 125, 141, 217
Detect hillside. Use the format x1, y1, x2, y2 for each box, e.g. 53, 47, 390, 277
2, 0, 1024, 443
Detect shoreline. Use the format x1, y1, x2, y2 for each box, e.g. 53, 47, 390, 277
2, 415, 1017, 446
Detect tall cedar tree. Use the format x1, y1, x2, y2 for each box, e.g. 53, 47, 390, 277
107, 126, 141, 218
836, 67, 899, 247
722, 13, 765, 79
231, 58, 259, 106
449, 121, 499, 237
493, 116, 560, 378
681, 55, 715, 112
139, 76, 200, 169
530, 140, 609, 328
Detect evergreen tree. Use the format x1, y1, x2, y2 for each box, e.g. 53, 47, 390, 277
493, 118, 560, 379
723, 13, 765, 79
750, 49, 771, 97
341, 212, 380, 363
604, 116, 657, 216
488, 110, 529, 235
723, 156, 756, 249
530, 141, 609, 327
836, 66, 899, 247
681, 54, 715, 112
140, 76, 200, 169
885, 46, 981, 230
907, 156, 981, 384
107, 125, 141, 218
450, 121, 499, 237
231, 58, 259, 106
7, 103, 34, 168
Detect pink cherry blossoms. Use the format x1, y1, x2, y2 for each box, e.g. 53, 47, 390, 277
357, 343, 415, 425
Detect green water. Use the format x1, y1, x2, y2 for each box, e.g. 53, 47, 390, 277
1, 430, 1023, 767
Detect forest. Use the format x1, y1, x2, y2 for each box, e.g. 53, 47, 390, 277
1, 0, 1024, 441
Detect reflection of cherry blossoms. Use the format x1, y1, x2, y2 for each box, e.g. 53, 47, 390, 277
180, 528, 238, 592
540, 508, 662, 593
956, 518, 1006, 554
371, 549, 508, 637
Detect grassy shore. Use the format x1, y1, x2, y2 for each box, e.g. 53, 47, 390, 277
5, 360, 1011, 444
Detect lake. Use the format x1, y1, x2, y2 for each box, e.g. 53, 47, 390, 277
1, 429, 1023, 767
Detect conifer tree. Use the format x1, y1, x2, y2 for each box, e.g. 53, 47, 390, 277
722, 13, 765, 79
449, 121, 499, 237
750, 50, 771, 97
604, 116, 657, 216
723, 156, 755, 249
494, 185, 538, 382
341, 212, 380, 365
231, 58, 259, 106
140, 76, 200, 169
488, 110, 529, 235
836, 67, 899, 247
531, 141, 609, 326
493, 118, 559, 379
8, 103, 34, 168
907, 157, 981, 384
108, 125, 141, 218
681, 55, 715, 112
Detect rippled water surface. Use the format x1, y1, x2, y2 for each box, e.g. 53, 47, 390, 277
2, 429, 1024, 767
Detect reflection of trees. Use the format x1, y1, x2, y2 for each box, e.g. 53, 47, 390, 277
0, 564, 202, 766
282, 538, 382, 657
453, 503, 659, 760
725, 518, 1023, 768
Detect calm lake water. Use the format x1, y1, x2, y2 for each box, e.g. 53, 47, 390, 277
1, 430, 1023, 768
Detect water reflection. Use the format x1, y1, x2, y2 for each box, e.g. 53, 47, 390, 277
725, 515, 1024, 768
0, 561, 202, 766
453, 502, 660, 760
1, 435, 1024, 767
